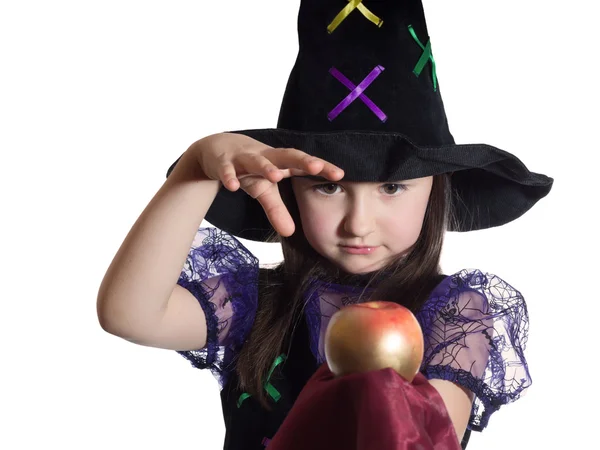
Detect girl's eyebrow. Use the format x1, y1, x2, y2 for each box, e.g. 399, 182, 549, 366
299, 175, 330, 182
297, 177, 414, 185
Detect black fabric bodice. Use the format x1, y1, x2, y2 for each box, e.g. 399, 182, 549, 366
218, 276, 471, 450
220, 316, 319, 450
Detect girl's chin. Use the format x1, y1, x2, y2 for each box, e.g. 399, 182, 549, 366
334, 261, 386, 276
312, 247, 390, 276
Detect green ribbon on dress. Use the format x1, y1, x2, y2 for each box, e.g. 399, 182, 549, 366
237, 354, 287, 408
408, 24, 438, 92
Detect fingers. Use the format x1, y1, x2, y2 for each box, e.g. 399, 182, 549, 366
217, 144, 344, 196
240, 177, 295, 237
236, 153, 284, 183
218, 153, 283, 191
217, 161, 240, 191
256, 184, 295, 237
265, 148, 344, 181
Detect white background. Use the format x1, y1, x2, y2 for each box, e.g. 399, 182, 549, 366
1, 1, 597, 449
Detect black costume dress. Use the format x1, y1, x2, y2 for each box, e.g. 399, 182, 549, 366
175, 228, 531, 449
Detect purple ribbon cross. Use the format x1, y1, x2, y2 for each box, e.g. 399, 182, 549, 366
328, 65, 387, 122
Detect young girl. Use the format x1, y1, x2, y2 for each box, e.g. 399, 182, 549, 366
97, 0, 553, 449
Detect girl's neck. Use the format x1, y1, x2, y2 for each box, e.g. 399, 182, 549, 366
312, 260, 392, 290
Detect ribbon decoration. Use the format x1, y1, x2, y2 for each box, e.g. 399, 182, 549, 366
408, 24, 438, 92
328, 66, 387, 122
327, 0, 383, 34
237, 354, 287, 408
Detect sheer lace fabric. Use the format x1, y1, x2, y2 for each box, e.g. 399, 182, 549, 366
176, 228, 530, 430
416, 269, 531, 431
175, 228, 258, 388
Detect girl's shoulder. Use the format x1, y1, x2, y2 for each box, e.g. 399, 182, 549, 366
182, 227, 259, 281
420, 268, 526, 334
427, 268, 523, 307
419, 269, 530, 432
176, 227, 261, 388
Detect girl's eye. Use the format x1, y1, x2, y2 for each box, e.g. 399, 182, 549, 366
314, 183, 341, 195
380, 184, 407, 195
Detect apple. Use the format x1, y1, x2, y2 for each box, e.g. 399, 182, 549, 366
324, 301, 424, 382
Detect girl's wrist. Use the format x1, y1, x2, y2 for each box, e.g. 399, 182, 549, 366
169, 143, 216, 185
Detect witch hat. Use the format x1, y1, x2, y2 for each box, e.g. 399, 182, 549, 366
167, 0, 553, 242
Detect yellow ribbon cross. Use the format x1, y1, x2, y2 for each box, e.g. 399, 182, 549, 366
327, 0, 383, 34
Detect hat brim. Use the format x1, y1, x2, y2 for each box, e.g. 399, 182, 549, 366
166, 128, 553, 241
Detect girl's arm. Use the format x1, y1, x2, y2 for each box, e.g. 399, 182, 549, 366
97, 133, 343, 350
96, 143, 218, 350
428, 379, 474, 440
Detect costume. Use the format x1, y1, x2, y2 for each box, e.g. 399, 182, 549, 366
166, 0, 552, 448
166, 0, 552, 241
176, 228, 531, 449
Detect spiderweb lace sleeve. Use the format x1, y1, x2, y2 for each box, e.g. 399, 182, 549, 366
175, 227, 259, 388
416, 269, 531, 431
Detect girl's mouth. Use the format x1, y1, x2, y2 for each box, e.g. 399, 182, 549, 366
340, 246, 379, 255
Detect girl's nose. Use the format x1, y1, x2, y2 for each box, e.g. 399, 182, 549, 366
343, 201, 375, 237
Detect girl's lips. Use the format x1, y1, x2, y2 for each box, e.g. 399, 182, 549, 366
340, 246, 379, 255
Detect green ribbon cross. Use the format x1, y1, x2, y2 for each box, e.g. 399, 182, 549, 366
237, 354, 287, 408
408, 24, 438, 92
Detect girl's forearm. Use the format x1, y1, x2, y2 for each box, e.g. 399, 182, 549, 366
96, 146, 220, 335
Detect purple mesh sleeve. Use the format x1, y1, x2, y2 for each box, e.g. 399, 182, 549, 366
175, 227, 259, 388
417, 269, 531, 432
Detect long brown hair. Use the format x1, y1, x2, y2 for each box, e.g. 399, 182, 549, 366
235, 174, 457, 409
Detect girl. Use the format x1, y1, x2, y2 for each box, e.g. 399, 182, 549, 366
97, 0, 553, 449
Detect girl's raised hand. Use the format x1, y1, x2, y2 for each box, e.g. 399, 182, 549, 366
188, 133, 344, 236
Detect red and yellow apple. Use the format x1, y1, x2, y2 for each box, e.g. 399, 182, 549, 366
324, 301, 424, 382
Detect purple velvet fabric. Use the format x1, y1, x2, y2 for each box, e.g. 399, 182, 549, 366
176, 227, 531, 432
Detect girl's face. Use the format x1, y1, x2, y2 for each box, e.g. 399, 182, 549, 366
291, 176, 434, 274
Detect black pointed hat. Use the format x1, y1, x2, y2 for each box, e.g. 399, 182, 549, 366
167, 0, 553, 242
